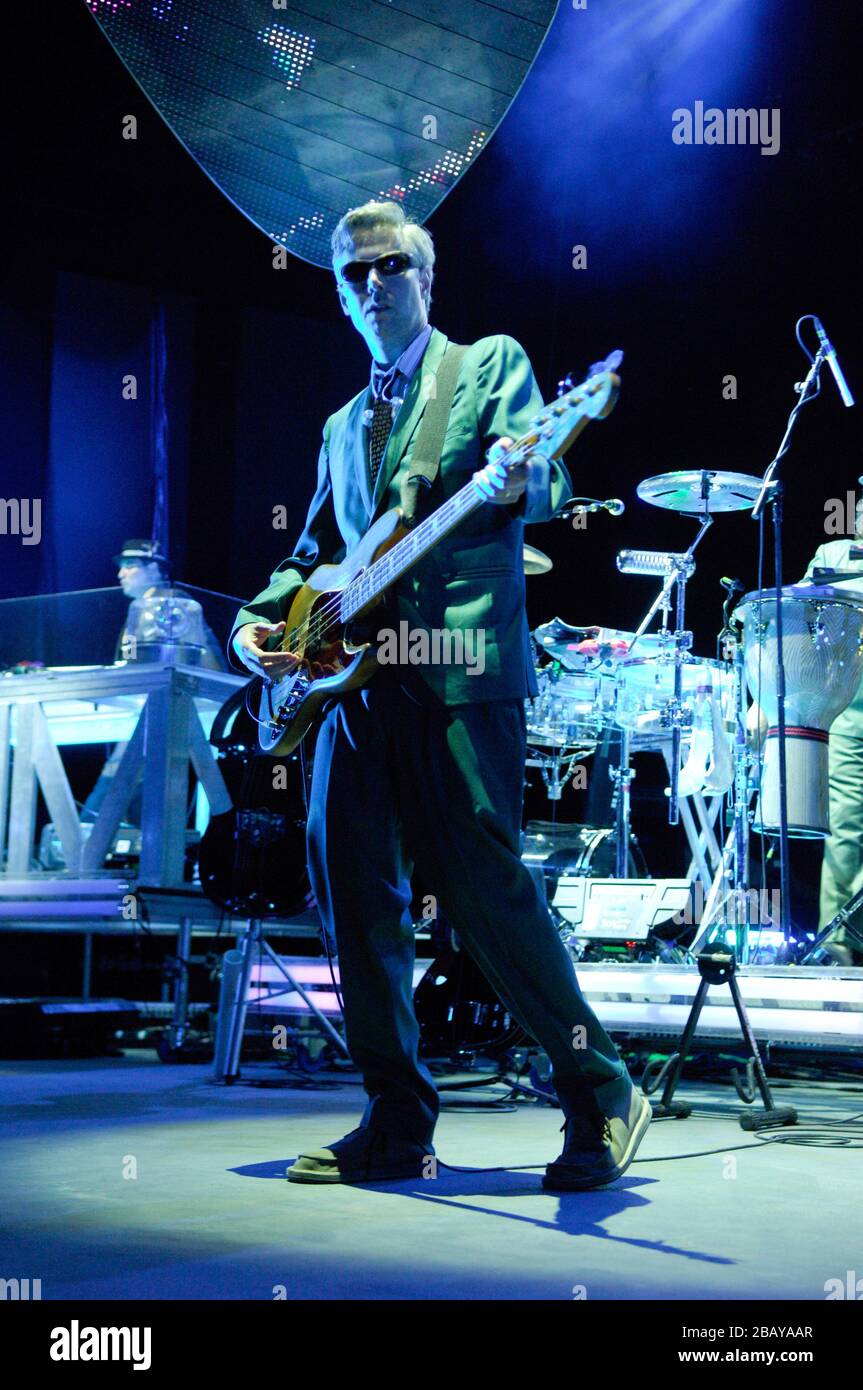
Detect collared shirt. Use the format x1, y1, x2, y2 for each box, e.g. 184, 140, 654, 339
370, 322, 434, 406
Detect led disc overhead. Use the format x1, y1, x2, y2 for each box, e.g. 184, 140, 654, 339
84, 0, 559, 266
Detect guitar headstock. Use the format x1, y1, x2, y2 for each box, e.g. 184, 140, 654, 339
527, 368, 621, 461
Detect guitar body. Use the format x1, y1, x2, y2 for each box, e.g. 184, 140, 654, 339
258, 506, 408, 754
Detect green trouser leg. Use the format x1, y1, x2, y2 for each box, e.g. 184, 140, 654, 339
307, 674, 626, 1147
820, 730, 863, 946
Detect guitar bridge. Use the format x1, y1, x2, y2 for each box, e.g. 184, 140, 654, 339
272, 669, 312, 726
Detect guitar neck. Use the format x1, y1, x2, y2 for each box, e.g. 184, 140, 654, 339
337, 366, 618, 624
340, 476, 484, 623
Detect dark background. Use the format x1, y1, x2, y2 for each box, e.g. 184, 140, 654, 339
2, 0, 861, 916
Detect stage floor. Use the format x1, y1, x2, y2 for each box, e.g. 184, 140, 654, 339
1, 1052, 860, 1301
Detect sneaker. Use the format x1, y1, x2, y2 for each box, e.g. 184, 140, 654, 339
286, 1126, 434, 1184
542, 1078, 651, 1191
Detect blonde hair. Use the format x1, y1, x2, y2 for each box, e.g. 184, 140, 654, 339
330, 200, 435, 308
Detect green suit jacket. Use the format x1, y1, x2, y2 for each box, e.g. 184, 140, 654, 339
803, 538, 863, 735
231, 328, 572, 703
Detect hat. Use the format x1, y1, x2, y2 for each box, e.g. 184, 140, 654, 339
113, 538, 170, 568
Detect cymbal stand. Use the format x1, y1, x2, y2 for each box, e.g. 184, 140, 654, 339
623, 504, 714, 827
610, 727, 632, 876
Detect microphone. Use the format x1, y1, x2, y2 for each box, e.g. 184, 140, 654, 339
563, 497, 625, 517
720, 576, 745, 629
813, 317, 855, 407
617, 549, 696, 578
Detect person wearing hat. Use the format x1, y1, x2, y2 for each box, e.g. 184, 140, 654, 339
115, 537, 171, 602
801, 482, 863, 961
113, 538, 226, 671
81, 539, 227, 824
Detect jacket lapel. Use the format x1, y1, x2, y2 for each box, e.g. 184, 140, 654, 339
350, 388, 375, 519
369, 328, 449, 516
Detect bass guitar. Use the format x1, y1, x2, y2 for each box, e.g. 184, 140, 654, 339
257, 366, 620, 755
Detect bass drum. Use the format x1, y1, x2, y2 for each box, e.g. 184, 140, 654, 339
413, 943, 525, 1060
197, 679, 311, 918
523, 821, 647, 877
522, 822, 648, 928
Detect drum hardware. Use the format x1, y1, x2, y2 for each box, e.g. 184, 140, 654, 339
611, 469, 752, 897
675, 783, 759, 962
524, 652, 616, 797
675, 583, 753, 957
659, 646, 754, 960
523, 543, 553, 576
747, 316, 845, 949
525, 745, 595, 801
530, 611, 738, 883
617, 548, 695, 578
615, 490, 715, 824
610, 728, 634, 877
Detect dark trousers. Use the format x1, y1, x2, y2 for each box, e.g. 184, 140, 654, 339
307, 672, 626, 1146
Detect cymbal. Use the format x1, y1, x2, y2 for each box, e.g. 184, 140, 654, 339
523, 543, 553, 575
637, 470, 763, 513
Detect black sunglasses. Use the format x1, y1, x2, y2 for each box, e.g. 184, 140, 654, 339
338, 251, 415, 286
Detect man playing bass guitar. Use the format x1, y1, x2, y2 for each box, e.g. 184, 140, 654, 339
231, 199, 650, 1189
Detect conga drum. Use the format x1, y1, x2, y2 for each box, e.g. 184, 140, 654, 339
736, 585, 863, 837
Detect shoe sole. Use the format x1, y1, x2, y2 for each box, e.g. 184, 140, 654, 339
287, 1164, 426, 1185
542, 1093, 652, 1192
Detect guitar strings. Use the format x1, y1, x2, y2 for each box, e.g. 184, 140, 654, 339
279, 386, 591, 658
289, 477, 479, 653
285, 429, 540, 652
286, 476, 481, 654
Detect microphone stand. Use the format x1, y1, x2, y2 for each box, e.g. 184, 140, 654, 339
750, 344, 827, 953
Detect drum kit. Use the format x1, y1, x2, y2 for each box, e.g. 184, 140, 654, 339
523, 468, 863, 951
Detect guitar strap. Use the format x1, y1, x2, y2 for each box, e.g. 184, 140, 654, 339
399, 342, 468, 527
